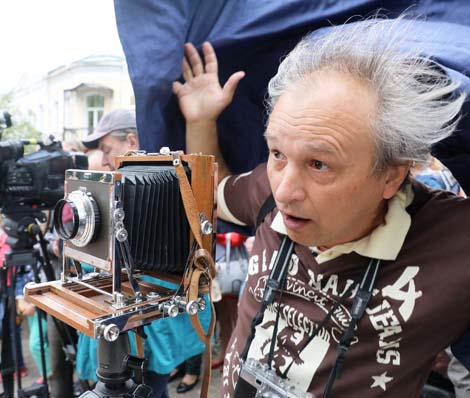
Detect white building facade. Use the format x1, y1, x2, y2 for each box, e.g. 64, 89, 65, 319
11, 54, 134, 141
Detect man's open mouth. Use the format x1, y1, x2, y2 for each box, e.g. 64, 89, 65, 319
282, 212, 310, 230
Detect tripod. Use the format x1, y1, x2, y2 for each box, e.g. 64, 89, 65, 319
79, 333, 152, 398
0, 210, 78, 398
0, 244, 48, 398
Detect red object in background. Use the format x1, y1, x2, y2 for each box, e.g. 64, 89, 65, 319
0, 230, 14, 287
216, 232, 246, 247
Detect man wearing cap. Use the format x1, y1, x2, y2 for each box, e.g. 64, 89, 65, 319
82, 108, 139, 170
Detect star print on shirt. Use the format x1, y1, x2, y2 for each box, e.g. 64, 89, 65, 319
371, 371, 394, 391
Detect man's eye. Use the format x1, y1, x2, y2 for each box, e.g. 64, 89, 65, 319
271, 150, 283, 160
312, 160, 328, 170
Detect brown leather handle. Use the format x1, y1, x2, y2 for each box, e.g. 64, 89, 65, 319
175, 159, 216, 398
175, 161, 204, 248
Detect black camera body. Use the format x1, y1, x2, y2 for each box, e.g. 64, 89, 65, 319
0, 139, 87, 214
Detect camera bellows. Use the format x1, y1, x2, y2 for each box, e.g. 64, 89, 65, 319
120, 165, 190, 274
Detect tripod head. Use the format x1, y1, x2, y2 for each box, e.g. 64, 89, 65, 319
79, 333, 152, 398
2, 210, 48, 250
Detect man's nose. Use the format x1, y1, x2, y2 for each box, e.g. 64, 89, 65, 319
274, 167, 306, 204
102, 156, 114, 171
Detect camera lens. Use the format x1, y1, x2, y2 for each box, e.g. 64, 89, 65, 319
55, 200, 78, 239
54, 190, 100, 247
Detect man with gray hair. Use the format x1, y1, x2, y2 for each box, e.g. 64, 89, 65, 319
82, 108, 139, 170
174, 18, 470, 398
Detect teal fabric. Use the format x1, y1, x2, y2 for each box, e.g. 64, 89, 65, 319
76, 274, 211, 378
27, 312, 51, 377
139, 275, 212, 374
76, 333, 98, 381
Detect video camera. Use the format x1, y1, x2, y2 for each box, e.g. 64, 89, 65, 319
0, 138, 88, 214
0, 111, 87, 253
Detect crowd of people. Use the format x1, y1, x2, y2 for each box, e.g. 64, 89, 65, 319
2, 14, 470, 398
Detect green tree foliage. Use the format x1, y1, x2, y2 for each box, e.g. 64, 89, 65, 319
1, 93, 42, 153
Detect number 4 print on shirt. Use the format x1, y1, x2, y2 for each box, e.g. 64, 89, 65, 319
381, 267, 423, 322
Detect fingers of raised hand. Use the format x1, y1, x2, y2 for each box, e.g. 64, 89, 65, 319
202, 42, 218, 74
182, 57, 193, 82
184, 42, 204, 76
223, 71, 245, 99
172, 81, 184, 96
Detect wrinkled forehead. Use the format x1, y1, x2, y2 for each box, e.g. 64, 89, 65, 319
268, 71, 378, 138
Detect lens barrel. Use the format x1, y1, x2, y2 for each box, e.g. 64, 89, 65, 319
54, 190, 100, 247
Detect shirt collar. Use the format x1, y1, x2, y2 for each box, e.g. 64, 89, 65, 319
270, 184, 414, 264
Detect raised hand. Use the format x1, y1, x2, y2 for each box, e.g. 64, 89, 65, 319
173, 42, 245, 123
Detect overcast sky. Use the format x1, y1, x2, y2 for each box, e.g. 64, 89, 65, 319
0, 0, 124, 95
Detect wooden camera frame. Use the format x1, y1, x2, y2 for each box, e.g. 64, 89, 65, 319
25, 150, 216, 340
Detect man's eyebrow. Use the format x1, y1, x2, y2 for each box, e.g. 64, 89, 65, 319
265, 132, 335, 154
303, 142, 335, 154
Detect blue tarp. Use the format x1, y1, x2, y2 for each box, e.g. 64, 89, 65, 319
114, 0, 470, 191
114, 0, 470, 370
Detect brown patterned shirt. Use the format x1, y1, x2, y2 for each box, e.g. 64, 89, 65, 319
219, 163, 470, 398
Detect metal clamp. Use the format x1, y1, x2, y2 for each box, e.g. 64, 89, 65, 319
199, 213, 213, 235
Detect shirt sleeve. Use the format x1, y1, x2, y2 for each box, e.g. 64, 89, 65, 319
217, 162, 271, 227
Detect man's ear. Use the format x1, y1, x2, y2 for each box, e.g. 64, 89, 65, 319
383, 162, 411, 200
127, 133, 139, 150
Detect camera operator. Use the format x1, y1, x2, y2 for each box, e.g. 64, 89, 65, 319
174, 18, 470, 398
81, 108, 212, 398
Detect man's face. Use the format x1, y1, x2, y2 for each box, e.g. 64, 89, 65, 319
266, 71, 408, 248
99, 133, 138, 170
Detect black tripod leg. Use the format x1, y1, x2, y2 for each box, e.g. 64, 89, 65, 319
1, 291, 14, 398
9, 268, 23, 393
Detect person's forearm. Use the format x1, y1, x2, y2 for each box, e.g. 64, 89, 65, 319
186, 120, 230, 182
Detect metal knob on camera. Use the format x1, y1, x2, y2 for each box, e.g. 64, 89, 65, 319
98, 324, 120, 342
197, 296, 206, 311
113, 209, 128, 242
199, 213, 213, 235
114, 221, 128, 242
159, 301, 179, 318
173, 296, 200, 315
113, 208, 125, 222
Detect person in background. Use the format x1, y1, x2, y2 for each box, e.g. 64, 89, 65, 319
85, 148, 111, 171
82, 109, 139, 170
412, 156, 465, 197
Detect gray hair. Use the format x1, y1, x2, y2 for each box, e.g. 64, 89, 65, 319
110, 128, 137, 141
267, 17, 467, 172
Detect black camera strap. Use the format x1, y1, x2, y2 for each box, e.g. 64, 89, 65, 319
322, 258, 380, 398
239, 225, 380, 397
240, 235, 295, 362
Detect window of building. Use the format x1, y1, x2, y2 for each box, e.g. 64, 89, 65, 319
86, 95, 105, 134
